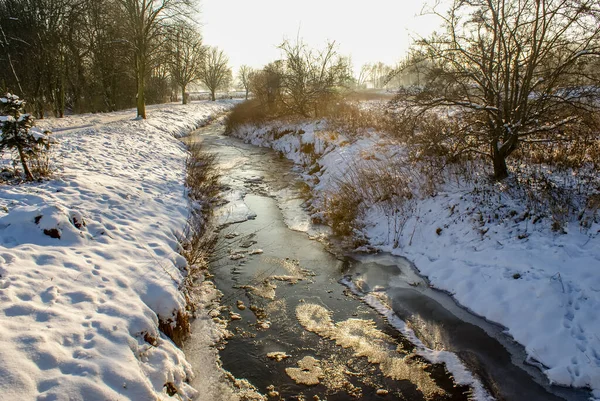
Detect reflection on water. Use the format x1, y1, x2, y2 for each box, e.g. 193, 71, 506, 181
296, 303, 445, 399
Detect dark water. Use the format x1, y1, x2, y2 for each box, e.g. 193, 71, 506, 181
185, 123, 589, 401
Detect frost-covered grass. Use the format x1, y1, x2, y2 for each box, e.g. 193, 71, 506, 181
229, 118, 600, 399
0, 101, 233, 400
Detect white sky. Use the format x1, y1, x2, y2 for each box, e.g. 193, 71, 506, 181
198, 0, 443, 76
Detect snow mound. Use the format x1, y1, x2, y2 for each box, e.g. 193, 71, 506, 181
0, 203, 91, 246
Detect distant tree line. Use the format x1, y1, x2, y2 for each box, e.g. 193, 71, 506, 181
356, 62, 394, 89
0, 0, 231, 119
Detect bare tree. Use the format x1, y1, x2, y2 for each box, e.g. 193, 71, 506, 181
198, 46, 231, 101
278, 39, 351, 117
118, 0, 192, 118
401, 0, 600, 179
368, 62, 393, 89
86, 0, 135, 112
0, 0, 83, 118
238, 65, 253, 100
167, 22, 203, 104
249, 61, 284, 113
0, 0, 191, 116
356, 64, 371, 88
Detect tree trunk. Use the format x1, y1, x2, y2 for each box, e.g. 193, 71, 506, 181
17, 144, 34, 181
59, 82, 65, 118
182, 85, 187, 105
245, 89, 248, 100
136, 56, 146, 119
35, 100, 44, 119
211, 90, 216, 101
491, 142, 509, 180
57, 82, 65, 118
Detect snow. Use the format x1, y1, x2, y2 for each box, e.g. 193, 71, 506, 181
34, 102, 233, 139
0, 93, 23, 106
0, 101, 232, 400
230, 120, 600, 399
29, 127, 50, 140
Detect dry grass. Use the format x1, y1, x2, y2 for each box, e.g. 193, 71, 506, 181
164, 140, 221, 345
179, 140, 220, 267
225, 97, 393, 139
323, 156, 417, 248
326, 101, 393, 138
28, 149, 54, 179
158, 310, 190, 347
185, 141, 221, 207
224, 99, 270, 134
323, 181, 364, 240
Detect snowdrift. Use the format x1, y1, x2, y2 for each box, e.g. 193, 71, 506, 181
0, 102, 230, 400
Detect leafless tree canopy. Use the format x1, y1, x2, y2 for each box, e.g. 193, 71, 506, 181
0, 0, 199, 118
198, 46, 232, 101
245, 40, 351, 118
276, 39, 352, 117
0, 0, 84, 118
357, 62, 394, 89
167, 21, 204, 104
398, 0, 600, 179
248, 61, 284, 113
238, 65, 253, 100
118, 0, 194, 118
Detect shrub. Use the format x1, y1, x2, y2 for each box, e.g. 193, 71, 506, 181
276, 39, 351, 118
224, 99, 269, 134
0, 93, 52, 181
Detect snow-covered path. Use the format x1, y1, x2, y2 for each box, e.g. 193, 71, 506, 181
0, 102, 231, 400
36, 102, 195, 138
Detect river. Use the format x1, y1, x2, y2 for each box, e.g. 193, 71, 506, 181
184, 122, 589, 401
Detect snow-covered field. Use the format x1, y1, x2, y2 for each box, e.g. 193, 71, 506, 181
230, 120, 600, 399
0, 102, 232, 400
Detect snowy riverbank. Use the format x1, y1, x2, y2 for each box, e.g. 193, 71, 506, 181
230, 120, 600, 399
0, 102, 233, 400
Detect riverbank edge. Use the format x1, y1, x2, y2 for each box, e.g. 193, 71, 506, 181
177, 119, 268, 401
159, 115, 224, 345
